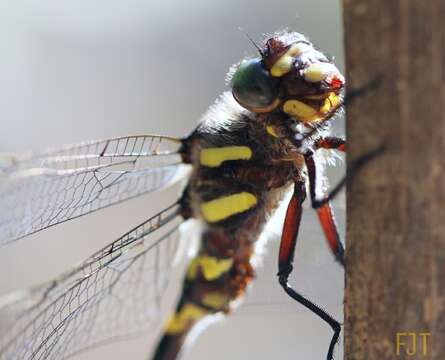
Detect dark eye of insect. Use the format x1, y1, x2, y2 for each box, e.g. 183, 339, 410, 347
232, 58, 279, 109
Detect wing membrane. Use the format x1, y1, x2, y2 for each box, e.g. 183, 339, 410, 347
0, 135, 185, 245
0, 203, 184, 360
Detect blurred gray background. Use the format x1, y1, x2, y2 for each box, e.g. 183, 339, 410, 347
0, 0, 345, 359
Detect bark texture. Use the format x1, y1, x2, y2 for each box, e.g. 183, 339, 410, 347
343, 1, 445, 359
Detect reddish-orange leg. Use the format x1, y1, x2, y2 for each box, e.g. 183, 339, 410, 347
277, 137, 384, 359
307, 138, 346, 266
316, 136, 345, 152
313, 137, 385, 211
277, 181, 341, 360
277, 138, 346, 359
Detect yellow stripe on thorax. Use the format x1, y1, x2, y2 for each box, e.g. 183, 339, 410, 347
266, 125, 279, 138
187, 255, 234, 281
201, 192, 257, 223
200, 146, 252, 167
165, 303, 208, 335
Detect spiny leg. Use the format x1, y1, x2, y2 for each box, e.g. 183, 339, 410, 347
277, 181, 341, 360
304, 151, 345, 266
312, 138, 385, 210
275, 79, 383, 358
315, 136, 345, 152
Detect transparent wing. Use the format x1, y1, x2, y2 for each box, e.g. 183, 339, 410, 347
0, 203, 184, 360
0, 135, 184, 246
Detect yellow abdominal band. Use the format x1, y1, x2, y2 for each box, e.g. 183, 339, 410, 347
166, 256, 234, 335
187, 255, 234, 281
201, 192, 257, 223
200, 146, 252, 167
202, 292, 230, 309
165, 303, 208, 335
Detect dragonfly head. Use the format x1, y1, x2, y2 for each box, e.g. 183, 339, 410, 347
231, 32, 345, 124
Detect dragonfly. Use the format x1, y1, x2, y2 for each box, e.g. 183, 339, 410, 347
0, 31, 346, 360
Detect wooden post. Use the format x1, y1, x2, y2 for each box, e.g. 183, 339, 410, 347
343, 1, 445, 359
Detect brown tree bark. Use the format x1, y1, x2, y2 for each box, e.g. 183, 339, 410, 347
343, 1, 445, 359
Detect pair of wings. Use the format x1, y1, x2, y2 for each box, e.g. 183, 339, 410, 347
0, 135, 188, 360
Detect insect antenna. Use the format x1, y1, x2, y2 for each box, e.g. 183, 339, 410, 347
238, 27, 263, 56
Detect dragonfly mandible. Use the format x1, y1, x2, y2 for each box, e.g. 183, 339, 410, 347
0, 31, 345, 360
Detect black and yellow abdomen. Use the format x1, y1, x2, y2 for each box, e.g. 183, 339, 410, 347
152, 95, 296, 360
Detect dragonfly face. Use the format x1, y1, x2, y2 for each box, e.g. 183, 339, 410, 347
232, 33, 345, 123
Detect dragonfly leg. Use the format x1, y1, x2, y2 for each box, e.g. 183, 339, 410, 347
315, 136, 345, 152
305, 152, 345, 266
277, 181, 341, 360
311, 141, 385, 210
308, 139, 386, 266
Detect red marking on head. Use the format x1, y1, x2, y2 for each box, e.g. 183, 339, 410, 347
326, 73, 345, 91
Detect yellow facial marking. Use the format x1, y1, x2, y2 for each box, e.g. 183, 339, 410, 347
320, 92, 342, 113
283, 99, 319, 122
200, 146, 252, 167
270, 43, 310, 77
187, 255, 234, 281
165, 303, 208, 335
292, 42, 312, 54
201, 192, 257, 223
303, 62, 338, 83
270, 55, 293, 77
266, 125, 279, 138
284, 92, 342, 122
202, 292, 230, 309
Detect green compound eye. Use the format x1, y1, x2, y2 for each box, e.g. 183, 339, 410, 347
232, 58, 279, 111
